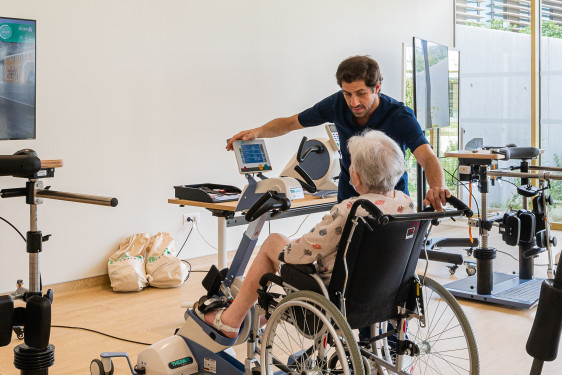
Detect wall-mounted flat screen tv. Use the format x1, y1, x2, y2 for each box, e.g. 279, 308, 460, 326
0, 17, 36, 140
413, 37, 449, 129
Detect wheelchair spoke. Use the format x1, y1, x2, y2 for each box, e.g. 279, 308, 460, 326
261, 292, 363, 375
401, 277, 479, 374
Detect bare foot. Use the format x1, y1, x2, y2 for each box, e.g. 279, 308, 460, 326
204, 310, 239, 339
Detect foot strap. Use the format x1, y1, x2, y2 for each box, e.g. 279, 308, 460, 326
213, 309, 239, 334
194, 306, 239, 335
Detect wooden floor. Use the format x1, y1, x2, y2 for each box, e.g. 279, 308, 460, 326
1, 221, 561, 375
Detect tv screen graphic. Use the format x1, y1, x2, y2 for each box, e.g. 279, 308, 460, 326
0, 17, 36, 140
413, 37, 449, 129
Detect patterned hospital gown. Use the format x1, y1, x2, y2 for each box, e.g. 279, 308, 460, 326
283, 192, 415, 284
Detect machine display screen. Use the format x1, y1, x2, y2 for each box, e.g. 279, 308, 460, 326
0, 17, 36, 140
233, 139, 272, 174
240, 143, 266, 164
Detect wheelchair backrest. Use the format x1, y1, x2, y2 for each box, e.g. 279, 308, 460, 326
328, 211, 430, 329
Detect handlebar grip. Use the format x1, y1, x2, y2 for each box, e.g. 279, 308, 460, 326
348, 199, 387, 224
0, 155, 41, 178
421, 195, 473, 219
297, 137, 308, 163
244, 191, 291, 222
294, 165, 317, 193
446, 195, 472, 217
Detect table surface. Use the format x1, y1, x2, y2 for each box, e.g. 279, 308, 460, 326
445, 150, 506, 160
41, 159, 63, 168
169, 194, 337, 212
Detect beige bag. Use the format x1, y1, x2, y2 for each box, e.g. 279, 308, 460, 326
145, 232, 189, 288
108, 233, 150, 292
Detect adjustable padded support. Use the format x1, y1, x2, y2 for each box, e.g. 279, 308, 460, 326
0, 296, 14, 346
526, 254, 562, 364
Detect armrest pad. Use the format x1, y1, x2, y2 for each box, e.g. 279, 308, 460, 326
283, 263, 317, 274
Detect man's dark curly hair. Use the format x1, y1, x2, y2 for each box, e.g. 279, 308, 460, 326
336, 55, 383, 90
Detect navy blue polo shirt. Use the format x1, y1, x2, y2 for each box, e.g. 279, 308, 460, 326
298, 92, 428, 202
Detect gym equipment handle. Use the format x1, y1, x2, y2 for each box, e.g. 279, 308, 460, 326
293, 165, 317, 193
36, 189, 118, 207
0, 155, 41, 178
296, 136, 324, 163
245, 190, 290, 222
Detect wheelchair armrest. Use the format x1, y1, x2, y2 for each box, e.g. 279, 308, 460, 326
279, 252, 316, 274
282, 263, 317, 274
259, 273, 284, 288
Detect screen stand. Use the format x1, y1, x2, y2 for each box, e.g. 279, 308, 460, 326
236, 173, 267, 211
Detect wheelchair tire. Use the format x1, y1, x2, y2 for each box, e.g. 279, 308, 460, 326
261, 290, 364, 375
370, 277, 479, 375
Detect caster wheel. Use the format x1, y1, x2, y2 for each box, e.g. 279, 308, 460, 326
448, 265, 458, 275
90, 358, 114, 375
466, 266, 476, 276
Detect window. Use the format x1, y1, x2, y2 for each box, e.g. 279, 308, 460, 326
540, 2, 562, 221
455, 0, 562, 224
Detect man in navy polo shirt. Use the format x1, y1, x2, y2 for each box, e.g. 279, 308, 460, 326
226, 55, 449, 210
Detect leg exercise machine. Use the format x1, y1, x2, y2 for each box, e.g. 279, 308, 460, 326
91, 188, 297, 374
0, 150, 118, 375
91, 193, 479, 374
280, 124, 341, 197
444, 146, 560, 308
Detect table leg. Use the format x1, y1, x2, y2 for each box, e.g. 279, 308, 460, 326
218, 216, 227, 269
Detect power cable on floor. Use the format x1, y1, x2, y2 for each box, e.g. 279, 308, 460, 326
51, 325, 150, 346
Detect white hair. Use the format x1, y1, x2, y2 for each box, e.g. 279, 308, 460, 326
347, 130, 405, 194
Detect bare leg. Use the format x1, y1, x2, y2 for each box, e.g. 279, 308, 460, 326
203, 233, 289, 338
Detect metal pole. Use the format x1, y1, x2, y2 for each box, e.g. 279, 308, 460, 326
218, 216, 227, 270
29, 185, 40, 294
36, 189, 118, 207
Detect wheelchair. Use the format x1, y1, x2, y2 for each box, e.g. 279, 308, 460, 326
91, 194, 479, 375
256, 196, 480, 374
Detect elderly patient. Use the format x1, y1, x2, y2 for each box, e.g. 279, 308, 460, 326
196, 129, 414, 338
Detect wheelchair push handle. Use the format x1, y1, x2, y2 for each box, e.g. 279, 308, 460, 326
353, 195, 472, 225
244, 190, 291, 222
349, 199, 385, 223
443, 195, 473, 217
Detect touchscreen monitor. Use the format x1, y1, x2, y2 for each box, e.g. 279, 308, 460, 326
232, 139, 273, 174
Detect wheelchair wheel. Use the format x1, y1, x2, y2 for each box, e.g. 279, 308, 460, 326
261, 290, 364, 375
372, 277, 479, 375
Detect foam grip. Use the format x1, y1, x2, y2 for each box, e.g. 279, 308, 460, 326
0, 155, 41, 177
0, 295, 14, 346
24, 295, 51, 350
503, 146, 540, 160
526, 280, 562, 362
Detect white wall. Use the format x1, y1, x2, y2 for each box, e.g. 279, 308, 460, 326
0, 0, 451, 293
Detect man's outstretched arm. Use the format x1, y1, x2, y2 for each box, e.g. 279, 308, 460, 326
226, 114, 303, 151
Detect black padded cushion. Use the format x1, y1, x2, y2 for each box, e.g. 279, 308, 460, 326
502, 147, 540, 160
280, 263, 323, 294
328, 217, 430, 329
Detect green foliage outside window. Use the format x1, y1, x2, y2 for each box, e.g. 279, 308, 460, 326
466, 18, 562, 40
519, 21, 562, 39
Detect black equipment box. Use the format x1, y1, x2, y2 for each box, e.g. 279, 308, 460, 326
174, 183, 241, 203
